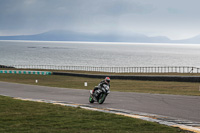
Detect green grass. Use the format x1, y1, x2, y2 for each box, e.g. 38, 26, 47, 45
0, 73, 200, 96
0, 95, 188, 133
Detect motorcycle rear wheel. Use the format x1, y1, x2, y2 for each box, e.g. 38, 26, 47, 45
98, 93, 106, 104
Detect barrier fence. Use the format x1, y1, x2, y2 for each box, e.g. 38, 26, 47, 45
0, 70, 51, 75
1, 65, 200, 73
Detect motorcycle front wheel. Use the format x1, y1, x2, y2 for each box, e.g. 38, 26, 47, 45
89, 95, 94, 103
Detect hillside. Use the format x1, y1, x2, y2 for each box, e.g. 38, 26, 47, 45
0, 30, 171, 43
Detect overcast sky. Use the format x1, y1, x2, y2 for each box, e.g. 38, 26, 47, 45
0, 0, 200, 40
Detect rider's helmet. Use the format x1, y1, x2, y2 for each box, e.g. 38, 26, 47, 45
105, 77, 110, 84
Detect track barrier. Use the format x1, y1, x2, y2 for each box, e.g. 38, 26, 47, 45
1, 65, 200, 73
53, 72, 200, 82
0, 70, 51, 75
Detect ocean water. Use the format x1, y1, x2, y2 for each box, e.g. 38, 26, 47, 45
0, 40, 200, 67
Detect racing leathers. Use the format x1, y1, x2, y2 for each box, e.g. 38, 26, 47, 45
92, 80, 110, 95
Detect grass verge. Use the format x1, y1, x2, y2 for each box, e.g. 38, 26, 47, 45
0, 95, 189, 133
0, 73, 200, 96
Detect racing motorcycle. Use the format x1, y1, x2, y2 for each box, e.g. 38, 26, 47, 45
89, 84, 110, 104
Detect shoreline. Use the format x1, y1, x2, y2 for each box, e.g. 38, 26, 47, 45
1, 39, 199, 45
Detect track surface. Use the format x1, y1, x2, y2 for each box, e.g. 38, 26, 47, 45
0, 81, 200, 122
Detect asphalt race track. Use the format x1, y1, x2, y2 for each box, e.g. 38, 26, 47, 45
0, 81, 200, 123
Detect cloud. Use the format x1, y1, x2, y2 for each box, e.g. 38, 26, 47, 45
0, 0, 200, 39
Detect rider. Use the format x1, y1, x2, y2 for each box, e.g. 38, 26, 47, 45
92, 77, 110, 95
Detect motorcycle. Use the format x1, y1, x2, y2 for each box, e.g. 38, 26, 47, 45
89, 84, 110, 104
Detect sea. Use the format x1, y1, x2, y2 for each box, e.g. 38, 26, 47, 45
1, 40, 200, 68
